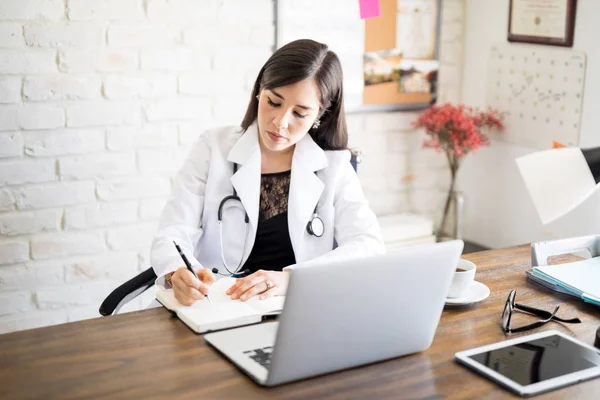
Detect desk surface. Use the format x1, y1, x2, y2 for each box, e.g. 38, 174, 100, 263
1, 245, 600, 399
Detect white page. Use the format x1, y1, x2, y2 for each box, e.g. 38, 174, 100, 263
203, 277, 284, 313
179, 301, 258, 326
174, 277, 257, 331
246, 296, 285, 315
158, 276, 285, 330
534, 257, 600, 298
516, 148, 599, 224
204, 277, 238, 305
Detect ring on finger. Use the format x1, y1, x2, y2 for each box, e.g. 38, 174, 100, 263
265, 280, 272, 291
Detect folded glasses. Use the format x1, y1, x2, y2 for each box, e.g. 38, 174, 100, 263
501, 290, 581, 333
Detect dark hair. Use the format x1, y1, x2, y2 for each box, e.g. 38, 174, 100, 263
240, 39, 348, 151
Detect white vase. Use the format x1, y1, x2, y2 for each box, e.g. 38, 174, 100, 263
438, 190, 464, 241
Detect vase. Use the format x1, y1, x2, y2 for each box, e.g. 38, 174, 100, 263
437, 190, 464, 241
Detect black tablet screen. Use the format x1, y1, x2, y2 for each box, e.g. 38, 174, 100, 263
467, 335, 600, 386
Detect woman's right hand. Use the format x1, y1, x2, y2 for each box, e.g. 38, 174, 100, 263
171, 267, 215, 306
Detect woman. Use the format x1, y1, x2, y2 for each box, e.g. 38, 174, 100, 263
150, 39, 384, 306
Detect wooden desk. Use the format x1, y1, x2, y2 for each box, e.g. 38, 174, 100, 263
1, 245, 599, 399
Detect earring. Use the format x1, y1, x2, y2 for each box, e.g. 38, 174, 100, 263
312, 119, 321, 130
255, 95, 259, 100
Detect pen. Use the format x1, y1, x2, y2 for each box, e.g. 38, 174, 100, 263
173, 241, 212, 304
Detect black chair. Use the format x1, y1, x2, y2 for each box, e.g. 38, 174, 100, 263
99, 150, 362, 316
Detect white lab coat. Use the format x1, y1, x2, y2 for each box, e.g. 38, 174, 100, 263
150, 123, 385, 286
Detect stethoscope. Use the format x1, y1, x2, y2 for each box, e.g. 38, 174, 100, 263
212, 162, 325, 277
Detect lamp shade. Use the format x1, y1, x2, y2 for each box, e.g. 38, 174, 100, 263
516, 146, 600, 224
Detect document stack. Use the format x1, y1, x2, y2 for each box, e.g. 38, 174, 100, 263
526, 257, 600, 307
377, 213, 436, 251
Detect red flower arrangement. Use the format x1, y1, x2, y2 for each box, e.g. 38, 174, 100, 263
414, 103, 504, 239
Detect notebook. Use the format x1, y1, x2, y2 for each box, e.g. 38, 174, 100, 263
156, 277, 285, 334
528, 257, 600, 307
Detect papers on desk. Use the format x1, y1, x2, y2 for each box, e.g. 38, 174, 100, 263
526, 257, 600, 307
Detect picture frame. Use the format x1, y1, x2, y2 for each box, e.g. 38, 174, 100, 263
508, 0, 578, 47
274, 0, 442, 113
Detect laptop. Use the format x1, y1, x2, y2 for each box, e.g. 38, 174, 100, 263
204, 240, 464, 386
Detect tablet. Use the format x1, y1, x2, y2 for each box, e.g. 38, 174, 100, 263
455, 330, 600, 397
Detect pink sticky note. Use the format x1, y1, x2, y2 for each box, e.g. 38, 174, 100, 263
359, 0, 380, 19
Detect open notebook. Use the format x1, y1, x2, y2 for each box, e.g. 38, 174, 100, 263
156, 277, 285, 334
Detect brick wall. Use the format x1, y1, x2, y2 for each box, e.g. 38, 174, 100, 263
0, 0, 465, 333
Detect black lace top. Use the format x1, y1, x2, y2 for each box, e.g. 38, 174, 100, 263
242, 170, 296, 274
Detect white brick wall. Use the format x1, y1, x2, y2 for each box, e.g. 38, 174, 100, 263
31, 231, 107, 260
107, 24, 181, 47
64, 201, 138, 230
24, 22, 105, 48
67, 0, 144, 21
95, 176, 171, 201
0, 240, 30, 264
0, 50, 58, 74
0, 0, 465, 334
106, 222, 157, 251
139, 197, 168, 220
0, 132, 24, 157
58, 49, 138, 72
144, 98, 211, 122
0, 158, 56, 185
140, 48, 211, 72
59, 152, 136, 179
0, 189, 16, 212
0, 262, 64, 291
18, 104, 65, 130
106, 124, 178, 150
146, 0, 219, 21
0, 290, 35, 316
0, 107, 19, 131
24, 129, 106, 156
0, 209, 61, 236
66, 100, 141, 127
24, 75, 102, 101
16, 181, 96, 209
62, 252, 139, 283
0, 77, 21, 103
0, 0, 64, 21
103, 74, 177, 99
0, 23, 26, 47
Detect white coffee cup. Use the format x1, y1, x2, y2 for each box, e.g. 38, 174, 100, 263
447, 259, 476, 298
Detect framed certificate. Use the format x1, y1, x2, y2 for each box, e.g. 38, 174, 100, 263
508, 0, 578, 47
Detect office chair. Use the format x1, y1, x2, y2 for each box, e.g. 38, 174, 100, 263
99, 150, 362, 316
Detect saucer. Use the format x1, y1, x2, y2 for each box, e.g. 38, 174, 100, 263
445, 281, 490, 306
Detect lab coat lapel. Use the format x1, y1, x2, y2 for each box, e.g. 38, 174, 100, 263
288, 134, 328, 261
227, 125, 260, 256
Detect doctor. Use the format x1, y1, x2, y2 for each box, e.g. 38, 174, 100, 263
150, 39, 385, 306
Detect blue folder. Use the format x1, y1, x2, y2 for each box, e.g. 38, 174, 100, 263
527, 257, 600, 307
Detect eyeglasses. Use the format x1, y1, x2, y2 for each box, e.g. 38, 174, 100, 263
501, 290, 582, 333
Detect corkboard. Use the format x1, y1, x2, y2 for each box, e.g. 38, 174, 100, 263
365, 0, 397, 52
362, 0, 441, 111
274, 0, 442, 112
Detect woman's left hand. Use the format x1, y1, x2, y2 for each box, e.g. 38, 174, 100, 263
226, 270, 290, 301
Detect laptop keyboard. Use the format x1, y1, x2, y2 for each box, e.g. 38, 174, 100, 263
243, 346, 273, 369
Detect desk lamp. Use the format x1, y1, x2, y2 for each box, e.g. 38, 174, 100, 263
516, 142, 600, 349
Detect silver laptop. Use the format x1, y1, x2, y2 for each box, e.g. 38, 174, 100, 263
204, 240, 464, 386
